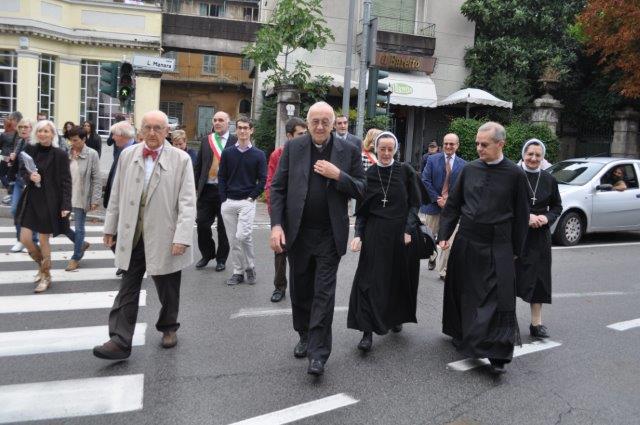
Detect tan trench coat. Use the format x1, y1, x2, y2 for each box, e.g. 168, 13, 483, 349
104, 142, 196, 275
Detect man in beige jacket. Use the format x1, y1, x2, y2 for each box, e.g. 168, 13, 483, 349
93, 110, 196, 360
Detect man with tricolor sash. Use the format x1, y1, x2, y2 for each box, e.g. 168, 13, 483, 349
193, 111, 237, 271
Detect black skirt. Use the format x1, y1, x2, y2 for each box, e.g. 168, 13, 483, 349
347, 215, 419, 335
19, 185, 54, 234
516, 226, 552, 304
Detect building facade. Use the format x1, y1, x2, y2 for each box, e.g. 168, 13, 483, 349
0, 0, 162, 134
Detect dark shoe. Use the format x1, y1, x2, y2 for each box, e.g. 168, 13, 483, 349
214, 261, 226, 272
115, 268, 125, 277
428, 259, 436, 270
226, 274, 244, 286
271, 289, 285, 302
245, 268, 256, 285
161, 331, 178, 348
530, 324, 549, 339
357, 332, 372, 352
307, 358, 325, 376
195, 257, 211, 269
391, 324, 403, 333
488, 358, 507, 375
93, 340, 131, 360
293, 337, 308, 358
439, 275, 446, 281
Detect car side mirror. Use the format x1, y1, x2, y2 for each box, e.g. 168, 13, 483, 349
596, 184, 613, 191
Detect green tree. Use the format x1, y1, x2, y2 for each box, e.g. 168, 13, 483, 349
243, 0, 334, 88
461, 0, 586, 113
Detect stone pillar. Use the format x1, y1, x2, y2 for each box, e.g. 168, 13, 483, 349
55, 56, 82, 128
275, 85, 300, 147
531, 94, 563, 135
611, 107, 639, 158
16, 49, 39, 119
133, 70, 162, 130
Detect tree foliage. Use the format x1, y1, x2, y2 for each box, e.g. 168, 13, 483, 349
577, 0, 640, 98
461, 0, 586, 113
243, 0, 334, 88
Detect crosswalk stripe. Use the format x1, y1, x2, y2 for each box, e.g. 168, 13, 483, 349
0, 374, 144, 423
607, 318, 640, 331
446, 339, 562, 371
0, 236, 104, 246
230, 306, 348, 319
229, 393, 359, 425
0, 225, 104, 233
0, 250, 114, 263
0, 323, 146, 357
0, 267, 118, 285
0, 290, 146, 314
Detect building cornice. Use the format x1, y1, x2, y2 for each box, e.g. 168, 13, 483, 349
50, 0, 161, 13
0, 18, 161, 50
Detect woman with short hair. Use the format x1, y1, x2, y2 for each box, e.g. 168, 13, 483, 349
171, 129, 197, 166
16, 120, 71, 293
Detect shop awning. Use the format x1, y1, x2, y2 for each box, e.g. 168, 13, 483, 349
380, 72, 438, 108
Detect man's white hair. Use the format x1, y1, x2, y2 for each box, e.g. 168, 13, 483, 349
478, 121, 506, 142
306, 101, 336, 123
110, 121, 136, 139
142, 110, 169, 127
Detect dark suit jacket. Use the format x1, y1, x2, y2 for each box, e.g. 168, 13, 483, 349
334, 131, 362, 152
194, 133, 237, 197
269, 133, 366, 256
421, 152, 466, 215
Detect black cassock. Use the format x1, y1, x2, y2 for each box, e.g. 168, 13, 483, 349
438, 158, 529, 362
347, 162, 422, 335
516, 169, 562, 304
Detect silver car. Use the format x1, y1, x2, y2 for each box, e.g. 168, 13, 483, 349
547, 157, 640, 245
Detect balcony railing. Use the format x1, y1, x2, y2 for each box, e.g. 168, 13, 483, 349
161, 0, 260, 22
373, 16, 436, 38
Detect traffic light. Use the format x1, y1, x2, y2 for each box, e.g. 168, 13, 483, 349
99, 62, 119, 98
366, 68, 390, 117
118, 62, 134, 104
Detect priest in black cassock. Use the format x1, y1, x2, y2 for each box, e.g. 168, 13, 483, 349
347, 132, 422, 352
516, 139, 562, 339
438, 122, 530, 374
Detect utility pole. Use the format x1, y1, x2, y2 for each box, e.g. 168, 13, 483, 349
342, 0, 356, 118
355, 0, 372, 139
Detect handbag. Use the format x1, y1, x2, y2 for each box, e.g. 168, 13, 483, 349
413, 214, 436, 260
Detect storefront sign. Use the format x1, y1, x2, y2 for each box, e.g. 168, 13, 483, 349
375, 51, 436, 74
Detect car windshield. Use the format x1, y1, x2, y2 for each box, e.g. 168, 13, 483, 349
547, 161, 605, 186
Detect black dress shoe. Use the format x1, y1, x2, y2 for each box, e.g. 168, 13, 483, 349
357, 332, 372, 352
530, 324, 549, 339
215, 261, 226, 272
307, 359, 324, 376
488, 358, 507, 375
195, 258, 211, 269
428, 259, 436, 270
93, 340, 131, 360
115, 268, 125, 277
294, 337, 308, 358
271, 289, 285, 302
391, 324, 403, 333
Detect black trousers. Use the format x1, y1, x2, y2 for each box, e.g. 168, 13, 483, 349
273, 251, 288, 291
108, 238, 181, 349
288, 228, 341, 363
196, 183, 229, 262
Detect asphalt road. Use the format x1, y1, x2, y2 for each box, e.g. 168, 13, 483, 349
0, 218, 639, 425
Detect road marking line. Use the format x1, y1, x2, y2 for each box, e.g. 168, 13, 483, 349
0, 323, 146, 357
0, 267, 118, 285
0, 290, 146, 314
0, 236, 104, 246
228, 393, 359, 425
555, 291, 627, 298
0, 250, 114, 263
0, 374, 144, 424
446, 339, 562, 372
230, 306, 348, 319
0, 226, 104, 233
607, 318, 640, 331
553, 242, 640, 250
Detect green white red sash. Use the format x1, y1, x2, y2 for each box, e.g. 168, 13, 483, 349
208, 133, 224, 161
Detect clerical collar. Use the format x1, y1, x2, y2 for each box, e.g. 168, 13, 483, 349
378, 159, 394, 168
485, 154, 504, 165
313, 137, 330, 151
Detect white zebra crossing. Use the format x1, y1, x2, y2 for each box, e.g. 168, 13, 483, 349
0, 267, 118, 285
0, 236, 104, 246
0, 290, 146, 314
0, 250, 114, 262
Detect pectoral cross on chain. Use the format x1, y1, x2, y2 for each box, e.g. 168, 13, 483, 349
531, 195, 537, 205
382, 197, 388, 207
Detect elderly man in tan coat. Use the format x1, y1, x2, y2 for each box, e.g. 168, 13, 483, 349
93, 110, 196, 360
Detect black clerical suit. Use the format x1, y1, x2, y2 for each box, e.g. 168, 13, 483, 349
193, 133, 236, 263
270, 133, 366, 363
438, 157, 530, 363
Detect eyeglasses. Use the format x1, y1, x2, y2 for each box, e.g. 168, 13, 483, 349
236, 126, 252, 131
142, 125, 166, 133
309, 119, 332, 128
17, 126, 30, 129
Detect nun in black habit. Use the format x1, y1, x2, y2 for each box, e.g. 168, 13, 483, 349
516, 139, 562, 339
347, 131, 422, 352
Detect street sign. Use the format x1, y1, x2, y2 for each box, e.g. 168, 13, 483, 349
132, 55, 175, 72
